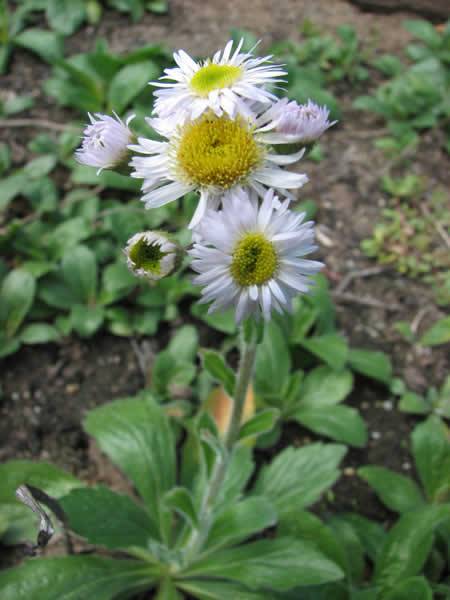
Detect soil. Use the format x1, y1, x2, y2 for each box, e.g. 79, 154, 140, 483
1, 0, 449, 578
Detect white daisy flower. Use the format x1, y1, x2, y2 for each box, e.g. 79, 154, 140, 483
124, 231, 181, 280
75, 113, 135, 173
129, 112, 308, 228
188, 188, 323, 323
256, 98, 337, 144
152, 39, 286, 123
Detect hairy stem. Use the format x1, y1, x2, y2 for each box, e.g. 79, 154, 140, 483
183, 330, 258, 561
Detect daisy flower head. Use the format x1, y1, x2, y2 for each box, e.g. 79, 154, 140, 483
257, 98, 337, 145
188, 188, 323, 323
129, 112, 308, 228
152, 39, 286, 123
125, 231, 181, 280
75, 113, 135, 173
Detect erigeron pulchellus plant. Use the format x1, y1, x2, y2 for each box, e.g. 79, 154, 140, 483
0, 40, 350, 600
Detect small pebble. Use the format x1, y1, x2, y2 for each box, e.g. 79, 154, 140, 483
402, 462, 411, 471
382, 400, 393, 411
65, 383, 80, 395
344, 467, 355, 476
371, 431, 381, 440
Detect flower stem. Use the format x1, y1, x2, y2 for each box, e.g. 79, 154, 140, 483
224, 333, 258, 450
183, 328, 258, 561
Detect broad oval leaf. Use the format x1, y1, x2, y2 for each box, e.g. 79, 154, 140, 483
205, 496, 277, 553
358, 466, 424, 513
0, 556, 157, 600
108, 61, 160, 113
60, 486, 157, 550
62, 245, 97, 303
348, 349, 392, 384
292, 405, 367, 447
299, 366, 353, 408
384, 576, 433, 600
183, 538, 344, 591
255, 321, 291, 398
375, 505, 450, 591
84, 395, 176, 539
298, 333, 348, 371
252, 443, 346, 516
411, 415, 450, 503
0, 269, 36, 338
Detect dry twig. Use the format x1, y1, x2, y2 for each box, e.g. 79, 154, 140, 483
335, 266, 389, 293
0, 118, 77, 132
332, 291, 401, 312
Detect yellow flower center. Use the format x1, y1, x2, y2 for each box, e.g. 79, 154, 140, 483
176, 115, 262, 189
190, 64, 242, 96
129, 238, 165, 275
230, 233, 278, 287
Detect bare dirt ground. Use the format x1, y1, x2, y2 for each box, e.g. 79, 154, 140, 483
1, 0, 449, 570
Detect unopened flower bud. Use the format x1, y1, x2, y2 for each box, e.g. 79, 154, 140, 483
125, 231, 182, 280
75, 112, 135, 173
262, 98, 336, 145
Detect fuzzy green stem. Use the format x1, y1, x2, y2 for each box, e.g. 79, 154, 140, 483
224, 334, 258, 450
182, 329, 258, 562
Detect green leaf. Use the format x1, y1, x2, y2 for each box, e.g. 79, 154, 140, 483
404, 20, 441, 46
205, 496, 277, 553
420, 316, 450, 347
70, 304, 104, 337
238, 408, 280, 441
340, 513, 386, 563
60, 486, 156, 550
298, 333, 348, 370
411, 416, 450, 503
84, 395, 176, 538
184, 538, 344, 591
0, 172, 28, 211
255, 321, 291, 398
152, 350, 196, 397
38, 277, 74, 310
299, 366, 353, 407
168, 325, 198, 362
24, 154, 57, 178
384, 576, 433, 600
348, 348, 392, 384
202, 350, 235, 396
44, 217, 91, 258
14, 29, 64, 63
399, 391, 429, 415
278, 510, 346, 574
99, 260, 136, 305
164, 486, 198, 529
328, 516, 365, 583
0, 337, 21, 358
0, 460, 82, 545
358, 466, 424, 513
108, 61, 160, 113
191, 303, 237, 334
20, 323, 61, 344
178, 579, 266, 600
375, 505, 450, 591
46, 0, 86, 35
252, 443, 346, 516
0, 556, 156, 600
0, 269, 36, 338
62, 245, 97, 303
147, 0, 169, 14
292, 405, 367, 447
